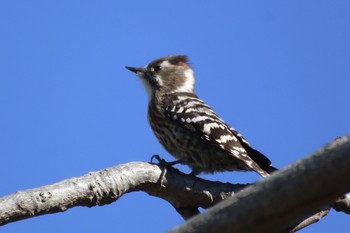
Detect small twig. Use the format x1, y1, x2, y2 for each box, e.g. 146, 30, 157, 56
290, 209, 330, 232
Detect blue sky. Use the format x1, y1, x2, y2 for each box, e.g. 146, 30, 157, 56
1, 1, 349, 232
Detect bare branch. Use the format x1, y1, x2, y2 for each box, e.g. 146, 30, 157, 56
1, 136, 349, 232
168, 135, 350, 233
290, 210, 330, 232
0, 162, 244, 226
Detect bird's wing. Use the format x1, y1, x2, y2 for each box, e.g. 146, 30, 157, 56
162, 93, 271, 177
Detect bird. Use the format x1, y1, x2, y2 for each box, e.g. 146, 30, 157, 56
125, 55, 277, 177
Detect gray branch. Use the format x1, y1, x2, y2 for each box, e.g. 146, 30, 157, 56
0, 136, 349, 232
168, 135, 350, 233
0, 162, 244, 226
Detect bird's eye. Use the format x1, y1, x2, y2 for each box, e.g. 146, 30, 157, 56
153, 65, 162, 72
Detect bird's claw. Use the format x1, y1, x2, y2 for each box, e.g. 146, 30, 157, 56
150, 154, 162, 164
150, 155, 181, 168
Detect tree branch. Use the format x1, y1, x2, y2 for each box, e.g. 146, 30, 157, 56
1, 136, 349, 232
168, 135, 350, 233
0, 162, 245, 226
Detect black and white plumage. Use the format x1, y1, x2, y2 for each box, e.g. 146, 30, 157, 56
126, 55, 276, 177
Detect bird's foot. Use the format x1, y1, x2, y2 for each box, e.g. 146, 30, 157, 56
150, 155, 181, 188
150, 155, 181, 168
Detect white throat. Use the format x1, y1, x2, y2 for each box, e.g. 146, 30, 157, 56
140, 78, 153, 101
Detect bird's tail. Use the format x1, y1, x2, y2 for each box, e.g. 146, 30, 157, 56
263, 165, 279, 175
244, 146, 279, 176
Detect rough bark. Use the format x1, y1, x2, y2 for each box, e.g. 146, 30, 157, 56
0, 162, 244, 225
168, 136, 350, 233
0, 136, 349, 232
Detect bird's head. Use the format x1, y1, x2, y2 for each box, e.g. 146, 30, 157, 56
126, 55, 195, 100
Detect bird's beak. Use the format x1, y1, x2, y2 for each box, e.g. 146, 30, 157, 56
125, 66, 145, 75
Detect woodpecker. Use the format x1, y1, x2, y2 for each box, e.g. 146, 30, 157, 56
125, 55, 276, 177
